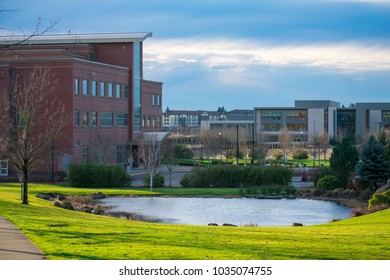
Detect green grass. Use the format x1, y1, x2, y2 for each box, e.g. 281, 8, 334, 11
1, 183, 390, 260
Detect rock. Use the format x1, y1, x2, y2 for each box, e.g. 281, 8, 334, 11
208, 223, 219, 226
293, 222, 303, 226
36, 193, 50, 200
63, 204, 74, 210
222, 223, 237, 227
82, 206, 93, 213
92, 192, 106, 199
53, 200, 62, 207
91, 209, 104, 215
56, 195, 66, 201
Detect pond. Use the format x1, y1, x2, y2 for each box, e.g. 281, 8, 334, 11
101, 197, 352, 226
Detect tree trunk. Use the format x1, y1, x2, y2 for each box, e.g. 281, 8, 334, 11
22, 171, 28, 204
150, 174, 153, 192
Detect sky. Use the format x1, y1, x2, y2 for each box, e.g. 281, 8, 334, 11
1, 0, 390, 111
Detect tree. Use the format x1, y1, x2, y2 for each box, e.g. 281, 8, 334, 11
356, 135, 390, 189
137, 133, 165, 191
329, 137, 359, 187
278, 127, 292, 161
161, 137, 179, 187
0, 67, 67, 204
377, 129, 390, 161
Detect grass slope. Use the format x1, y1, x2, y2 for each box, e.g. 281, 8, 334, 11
1, 183, 389, 260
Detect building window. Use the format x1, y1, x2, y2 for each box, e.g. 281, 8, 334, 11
116, 145, 128, 164
75, 78, 79, 95
0, 160, 8, 176
116, 84, 121, 99
91, 81, 97, 96
100, 112, 113, 126
91, 111, 97, 126
261, 123, 281, 131
157, 116, 161, 127
142, 115, 146, 127
152, 95, 156, 106
124, 85, 129, 99
157, 95, 161, 106
116, 113, 128, 126
82, 147, 89, 162
100, 81, 105, 97
75, 110, 80, 126
82, 111, 89, 126
82, 80, 89, 95
108, 83, 113, 98
261, 111, 281, 121
152, 116, 156, 127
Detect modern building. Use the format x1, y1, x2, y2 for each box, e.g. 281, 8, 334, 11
254, 100, 390, 145
0, 32, 163, 178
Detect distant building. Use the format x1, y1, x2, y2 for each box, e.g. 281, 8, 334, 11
0, 32, 162, 178
254, 100, 390, 145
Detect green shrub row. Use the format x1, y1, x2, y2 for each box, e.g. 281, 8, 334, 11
317, 175, 341, 190
180, 165, 292, 188
68, 163, 131, 188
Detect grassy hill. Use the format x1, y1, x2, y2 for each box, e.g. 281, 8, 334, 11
1, 183, 389, 260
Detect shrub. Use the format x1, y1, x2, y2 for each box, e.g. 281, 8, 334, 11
273, 151, 284, 160
68, 163, 131, 188
292, 149, 309, 160
311, 166, 332, 186
144, 172, 165, 187
368, 190, 390, 207
317, 175, 342, 190
180, 165, 292, 188
173, 144, 194, 159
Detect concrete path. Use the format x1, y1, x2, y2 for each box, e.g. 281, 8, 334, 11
0, 216, 46, 260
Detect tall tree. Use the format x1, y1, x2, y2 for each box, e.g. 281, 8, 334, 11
137, 133, 165, 191
356, 135, 390, 189
0, 67, 67, 204
329, 137, 359, 186
278, 127, 292, 161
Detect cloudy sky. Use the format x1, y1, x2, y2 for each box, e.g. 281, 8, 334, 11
2, 0, 390, 111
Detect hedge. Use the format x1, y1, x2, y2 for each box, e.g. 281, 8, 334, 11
68, 163, 131, 188
317, 175, 341, 190
368, 190, 390, 208
180, 165, 292, 188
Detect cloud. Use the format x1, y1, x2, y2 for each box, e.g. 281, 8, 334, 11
144, 38, 390, 86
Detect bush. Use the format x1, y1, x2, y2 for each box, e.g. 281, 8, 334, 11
173, 144, 194, 159
273, 151, 284, 160
311, 166, 332, 186
144, 172, 165, 187
368, 190, 390, 207
292, 149, 309, 160
317, 175, 342, 190
68, 163, 131, 188
180, 165, 292, 188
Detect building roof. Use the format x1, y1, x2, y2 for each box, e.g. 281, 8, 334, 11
0, 32, 152, 46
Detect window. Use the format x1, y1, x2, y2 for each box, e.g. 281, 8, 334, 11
116, 84, 121, 99
82, 147, 89, 162
100, 112, 113, 126
152, 95, 156, 106
116, 113, 128, 126
157, 95, 161, 106
82, 111, 89, 126
116, 145, 128, 164
91, 81, 97, 96
261, 123, 281, 131
75, 78, 79, 95
100, 81, 105, 97
108, 83, 113, 98
142, 115, 146, 127
91, 111, 97, 126
0, 160, 8, 176
82, 80, 88, 95
75, 110, 80, 126
124, 85, 129, 99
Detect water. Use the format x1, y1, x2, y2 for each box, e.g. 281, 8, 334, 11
101, 197, 352, 226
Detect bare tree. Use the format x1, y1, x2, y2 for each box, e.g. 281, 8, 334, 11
161, 137, 178, 187
137, 133, 165, 191
0, 67, 67, 204
278, 127, 292, 161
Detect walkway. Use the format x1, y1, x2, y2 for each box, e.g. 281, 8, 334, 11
0, 216, 46, 260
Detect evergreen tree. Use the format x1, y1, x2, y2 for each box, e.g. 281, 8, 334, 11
329, 137, 359, 186
356, 135, 390, 188
377, 129, 390, 161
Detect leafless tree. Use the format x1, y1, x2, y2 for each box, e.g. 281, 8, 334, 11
278, 127, 292, 161
161, 137, 178, 187
137, 133, 165, 191
0, 67, 68, 204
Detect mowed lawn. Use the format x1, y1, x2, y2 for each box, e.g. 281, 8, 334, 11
1, 183, 389, 260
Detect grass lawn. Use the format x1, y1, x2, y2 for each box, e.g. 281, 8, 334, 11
1, 183, 389, 260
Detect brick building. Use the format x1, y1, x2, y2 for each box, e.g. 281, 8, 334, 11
0, 33, 162, 178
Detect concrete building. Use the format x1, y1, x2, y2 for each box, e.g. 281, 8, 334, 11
254, 100, 390, 145
0, 32, 162, 178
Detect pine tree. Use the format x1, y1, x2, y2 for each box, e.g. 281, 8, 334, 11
330, 137, 359, 186
356, 135, 390, 189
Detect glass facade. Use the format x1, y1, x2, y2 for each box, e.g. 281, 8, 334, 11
337, 110, 356, 137
133, 42, 142, 131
